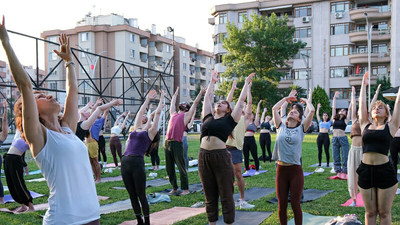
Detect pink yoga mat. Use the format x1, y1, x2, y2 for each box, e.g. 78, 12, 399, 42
328, 174, 347, 180
341, 193, 364, 207
120, 207, 206, 225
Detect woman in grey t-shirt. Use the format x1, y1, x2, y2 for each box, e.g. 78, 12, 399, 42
271, 89, 315, 225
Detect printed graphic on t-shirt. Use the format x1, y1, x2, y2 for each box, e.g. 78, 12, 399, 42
284, 128, 298, 144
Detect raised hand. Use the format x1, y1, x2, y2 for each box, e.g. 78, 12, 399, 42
147, 89, 157, 100
289, 89, 297, 97
334, 91, 340, 99
362, 71, 369, 86
232, 80, 238, 90
53, 33, 72, 62
0, 16, 10, 43
200, 86, 207, 95
211, 70, 219, 83
375, 84, 382, 94
258, 100, 262, 106
317, 103, 321, 109
96, 98, 103, 105
245, 73, 255, 84
263, 108, 267, 113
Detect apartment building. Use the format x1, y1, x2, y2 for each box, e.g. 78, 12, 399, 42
210, 0, 399, 108
41, 13, 214, 111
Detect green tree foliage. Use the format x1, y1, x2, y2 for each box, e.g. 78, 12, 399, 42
312, 85, 332, 118
370, 76, 394, 109
218, 13, 305, 112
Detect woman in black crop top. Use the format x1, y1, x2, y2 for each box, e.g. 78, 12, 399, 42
331, 91, 351, 175
198, 71, 253, 225
259, 108, 273, 163
358, 72, 400, 225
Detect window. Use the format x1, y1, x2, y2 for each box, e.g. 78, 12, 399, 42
82, 96, 90, 105
331, 1, 350, 13
49, 82, 57, 89
183, 63, 187, 70
130, 33, 135, 42
183, 89, 187, 96
49, 52, 58, 61
129, 65, 135, 74
294, 48, 312, 59
292, 69, 310, 80
330, 23, 353, 35
190, 78, 195, 85
190, 90, 196, 97
330, 88, 351, 99
295, 27, 312, 38
214, 33, 226, 45
130, 49, 135, 58
166, 45, 172, 53
183, 76, 187, 84
81, 48, 89, 58
330, 67, 352, 78
372, 66, 388, 76
330, 45, 353, 56
294, 6, 312, 17
183, 50, 187, 57
149, 41, 155, 47
48, 67, 57, 76
143, 83, 148, 92
47, 36, 58, 43
219, 13, 227, 24
140, 38, 148, 47
238, 12, 247, 23
80, 32, 89, 42
140, 53, 147, 62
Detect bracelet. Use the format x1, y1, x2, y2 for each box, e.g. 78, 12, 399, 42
65, 61, 75, 67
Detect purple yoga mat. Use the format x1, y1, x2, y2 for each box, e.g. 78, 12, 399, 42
3, 191, 45, 203
303, 172, 314, 177
242, 169, 268, 177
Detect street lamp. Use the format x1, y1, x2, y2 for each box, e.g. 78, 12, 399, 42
364, 12, 372, 105
301, 53, 311, 95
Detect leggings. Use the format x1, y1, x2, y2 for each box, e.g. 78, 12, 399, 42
198, 148, 235, 224
183, 136, 189, 170
259, 133, 272, 163
3, 154, 33, 206
243, 136, 259, 171
0, 155, 3, 198
150, 142, 160, 166
276, 164, 304, 225
390, 137, 400, 172
97, 135, 107, 162
121, 155, 149, 225
110, 136, 122, 167
316, 133, 330, 166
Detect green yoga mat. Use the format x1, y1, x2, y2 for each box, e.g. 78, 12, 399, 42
288, 212, 335, 225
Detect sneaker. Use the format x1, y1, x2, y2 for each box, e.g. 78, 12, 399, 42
315, 168, 324, 173
349, 201, 356, 207
191, 201, 204, 208
235, 199, 241, 207
254, 171, 260, 176
396, 188, 400, 195
330, 168, 336, 174
242, 171, 250, 176
240, 200, 255, 209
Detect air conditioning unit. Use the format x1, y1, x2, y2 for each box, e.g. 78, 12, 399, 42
335, 12, 344, 19
302, 16, 310, 23
292, 38, 299, 43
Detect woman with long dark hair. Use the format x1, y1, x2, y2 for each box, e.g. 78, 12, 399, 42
1, 19, 100, 224
199, 71, 253, 225
315, 103, 331, 167
259, 108, 272, 163
272, 89, 315, 225
358, 72, 399, 224
121, 89, 164, 225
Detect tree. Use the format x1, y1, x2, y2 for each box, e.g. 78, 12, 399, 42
218, 13, 306, 111
312, 85, 332, 118
193, 83, 203, 118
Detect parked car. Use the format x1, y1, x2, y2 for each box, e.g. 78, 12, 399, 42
329, 120, 352, 134
189, 120, 202, 133
306, 119, 319, 133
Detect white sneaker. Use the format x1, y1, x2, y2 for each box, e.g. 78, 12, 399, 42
396, 188, 400, 195
330, 168, 336, 174
240, 200, 255, 209
235, 199, 241, 207
243, 171, 250, 176
349, 201, 356, 207
254, 171, 260, 176
315, 168, 324, 173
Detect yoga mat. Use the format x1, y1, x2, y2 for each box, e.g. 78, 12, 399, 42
159, 183, 204, 196
105, 162, 121, 168
215, 211, 272, 225
288, 212, 335, 225
341, 193, 364, 207
309, 163, 332, 168
3, 191, 45, 204
146, 165, 166, 170
397, 174, 400, 181
100, 199, 132, 215
3, 186, 8, 192
26, 177, 46, 182
175, 166, 198, 173
146, 178, 170, 188
242, 169, 268, 177
99, 176, 123, 183
328, 174, 347, 180
120, 207, 206, 225
27, 169, 42, 175
112, 187, 126, 190
269, 189, 334, 203
233, 187, 275, 202
303, 172, 314, 177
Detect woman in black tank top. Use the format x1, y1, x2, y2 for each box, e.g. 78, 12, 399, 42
358, 72, 399, 225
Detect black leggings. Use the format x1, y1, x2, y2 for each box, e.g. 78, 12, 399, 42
259, 133, 272, 163
150, 142, 160, 166
317, 133, 330, 166
110, 136, 122, 167
243, 136, 259, 171
121, 155, 149, 225
0, 156, 3, 198
97, 135, 107, 162
390, 137, 400, 171
3, 154, 33, 206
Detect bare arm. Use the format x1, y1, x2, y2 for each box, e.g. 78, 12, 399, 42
0, 100, 8, 142
80, 99, 122, 130
55, 34, 78, 133
301, 97, 315, 132
345, 102, 351, 125
202, 71, 218, 120
231, 73, 254, 122
273, 89, 297, 129
90, 98, 103, 114
119, 111, 131, 130
389, 82, 400, 136
254, 100, 262, 127
331, 91, 339, 121
114, 114, 124, 127
170, 87, 179, 116
260, 108, 267, 124
359, 72, 370, 130
226, 80, 238, 104
280, 101, 288, 118
134, 89, 157, 130
304, 89, 312, 117
187, 109, 196, 129
316, 103, 321, 123
184, 86, 205, 125
369, 84, 381, 112
0, 17, 44, 156
79, 101, 93, 115
149, 91, 165, 140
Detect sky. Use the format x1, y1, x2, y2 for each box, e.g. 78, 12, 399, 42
0, 0, 246, 68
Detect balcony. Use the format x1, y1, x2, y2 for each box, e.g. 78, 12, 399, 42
148, 47, 163, 57
208, 17, 215, 25
278, 79, 294, 89
348, 73, 378, 86
349, 29, 390, 43
350, 7, 391, 21
287, 17, 294, 27
349, 52, 390, 64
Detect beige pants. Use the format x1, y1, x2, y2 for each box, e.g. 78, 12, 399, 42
347, 145, 363, 199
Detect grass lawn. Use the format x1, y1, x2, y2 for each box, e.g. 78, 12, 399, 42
0, 133, 399, 224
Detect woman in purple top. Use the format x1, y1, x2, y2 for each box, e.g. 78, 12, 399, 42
121, 89, 164, 225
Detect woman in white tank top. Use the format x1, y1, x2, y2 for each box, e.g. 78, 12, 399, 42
1, 20, 100, 224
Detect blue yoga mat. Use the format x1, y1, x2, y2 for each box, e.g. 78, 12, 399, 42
3, 191, 45, 203
303, 171, 314, 177
28, 170, 42, 175
242, 169, 268, 177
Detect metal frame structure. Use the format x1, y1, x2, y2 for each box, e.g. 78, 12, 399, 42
0, 30, 175, 134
